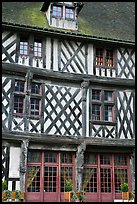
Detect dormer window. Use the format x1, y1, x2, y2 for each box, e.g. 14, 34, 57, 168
52, 5, 62, 18
41, 2, 84, 30
65, 8, 75, 20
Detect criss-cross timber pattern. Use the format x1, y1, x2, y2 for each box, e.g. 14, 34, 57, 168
117, 48, 135, 79
60, 40, 87, 74
44, 84, 82, 136
116, 91, 134, 139
91, 124, 116, 138
29, 119, 41, 133
2, 146, 9, 180
2, 31, 17, 63
2, 77, 12, 131
12, 116, 25, 132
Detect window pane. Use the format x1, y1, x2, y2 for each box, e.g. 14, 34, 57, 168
105, 106, 113, 121
92, 90, 101, 100
92, 104, 100, 120
96, 48, 103, 66
83, 168, 97, 192
44, 152, 57, 163
84, 153, 97, 164
100, 154, 110, 164
60, 152, 72, 163
104, 91, 113, 101
106, 49, 114, 67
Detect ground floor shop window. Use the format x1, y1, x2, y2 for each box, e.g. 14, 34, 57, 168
26, 150, 131, 202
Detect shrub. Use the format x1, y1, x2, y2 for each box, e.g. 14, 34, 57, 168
120, 183, 128, 192
2, 180, 7, 191
65, 179, 73, 192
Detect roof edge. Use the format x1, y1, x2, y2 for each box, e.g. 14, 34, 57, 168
2, 21, 135, 46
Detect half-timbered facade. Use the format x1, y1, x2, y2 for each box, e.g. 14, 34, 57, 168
2, 2, 135, 202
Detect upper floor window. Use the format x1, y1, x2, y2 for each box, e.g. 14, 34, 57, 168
65, 7, 75, 19
52, 6, 62, 17
14, 80, 25, 114
20, 39, 28, 55
92, 90, 114, 122
34, 40, 42, 58
31, 82, 41, 95
15, 80, 25, 93
95, 48, 114, 68
30, 82, 42, 116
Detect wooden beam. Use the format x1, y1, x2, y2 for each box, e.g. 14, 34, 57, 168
2, 62, 135, 88
2, 131, 135, 147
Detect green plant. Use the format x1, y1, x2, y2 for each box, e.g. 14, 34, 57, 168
2, 180, 7, 191
78, 190, 86, 202
65, 179, 73, 192
72, 191, 79, 201
15, 190, 21, 199
4, 190, 11, 200
120, 183, 128, 192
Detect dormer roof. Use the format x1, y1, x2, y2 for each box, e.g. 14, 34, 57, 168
41, 2, 84, 13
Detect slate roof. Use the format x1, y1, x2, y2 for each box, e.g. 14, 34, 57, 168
2, 2, 135, 44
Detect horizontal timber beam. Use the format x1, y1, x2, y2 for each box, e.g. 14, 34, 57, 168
2, 62, 135, 88
2, 131, 135, 148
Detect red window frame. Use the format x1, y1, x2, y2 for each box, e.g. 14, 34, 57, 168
65, 7, 75, 20
15, 80, 25, 93
52, 5, 62, 18
14, 80, 25, 115
31, 82, 41, 95
92, 90, 114, 122
95, 47, 114, 68
14, 96, 24, 114
30, 98, 40, 116
106, 49, 114, 67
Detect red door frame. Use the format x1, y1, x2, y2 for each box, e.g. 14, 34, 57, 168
84, 153, 131, 202
26, 150, 76, 202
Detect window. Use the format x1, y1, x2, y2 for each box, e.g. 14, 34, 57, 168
14, 80, 25, 114
30, 98, 40, 116
14, 96, 24, 114
92, 90, 114, 122
34, 41, 42, 58
20, 39, 28, 55
65, 8, 75, 19
52, 6, 62, 17
95, 48, 114, 67
15, 80, 25, 92
31, 83, 41, 95
30, 82, 42, 116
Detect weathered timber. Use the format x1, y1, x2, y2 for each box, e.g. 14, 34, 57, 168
2, 62, 135, 88
2, 131, 135, 147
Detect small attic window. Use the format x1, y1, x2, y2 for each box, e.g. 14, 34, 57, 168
52, 5, 62, 18
65, 7, 75, 20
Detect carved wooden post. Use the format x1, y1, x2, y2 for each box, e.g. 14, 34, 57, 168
76, 142, 86, 191
81, 80, 90, 137
130, 149, 135, 192
20, 139, 29, 196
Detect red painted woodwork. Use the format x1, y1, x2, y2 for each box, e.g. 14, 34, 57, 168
26, 151, 131, 202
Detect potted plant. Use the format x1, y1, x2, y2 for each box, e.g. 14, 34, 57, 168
72, 190, 86, 202
120, 183, 129, 201
2, 180, 8, 201
64, 179, 73, 202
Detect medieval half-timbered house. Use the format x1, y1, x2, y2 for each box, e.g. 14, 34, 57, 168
2, 2, 135, 202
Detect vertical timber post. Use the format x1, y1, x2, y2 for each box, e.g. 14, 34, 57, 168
81, 80, 90, 137
76, 142, 86, 192
20, 139, 29, 201
130, 149, 135, 192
